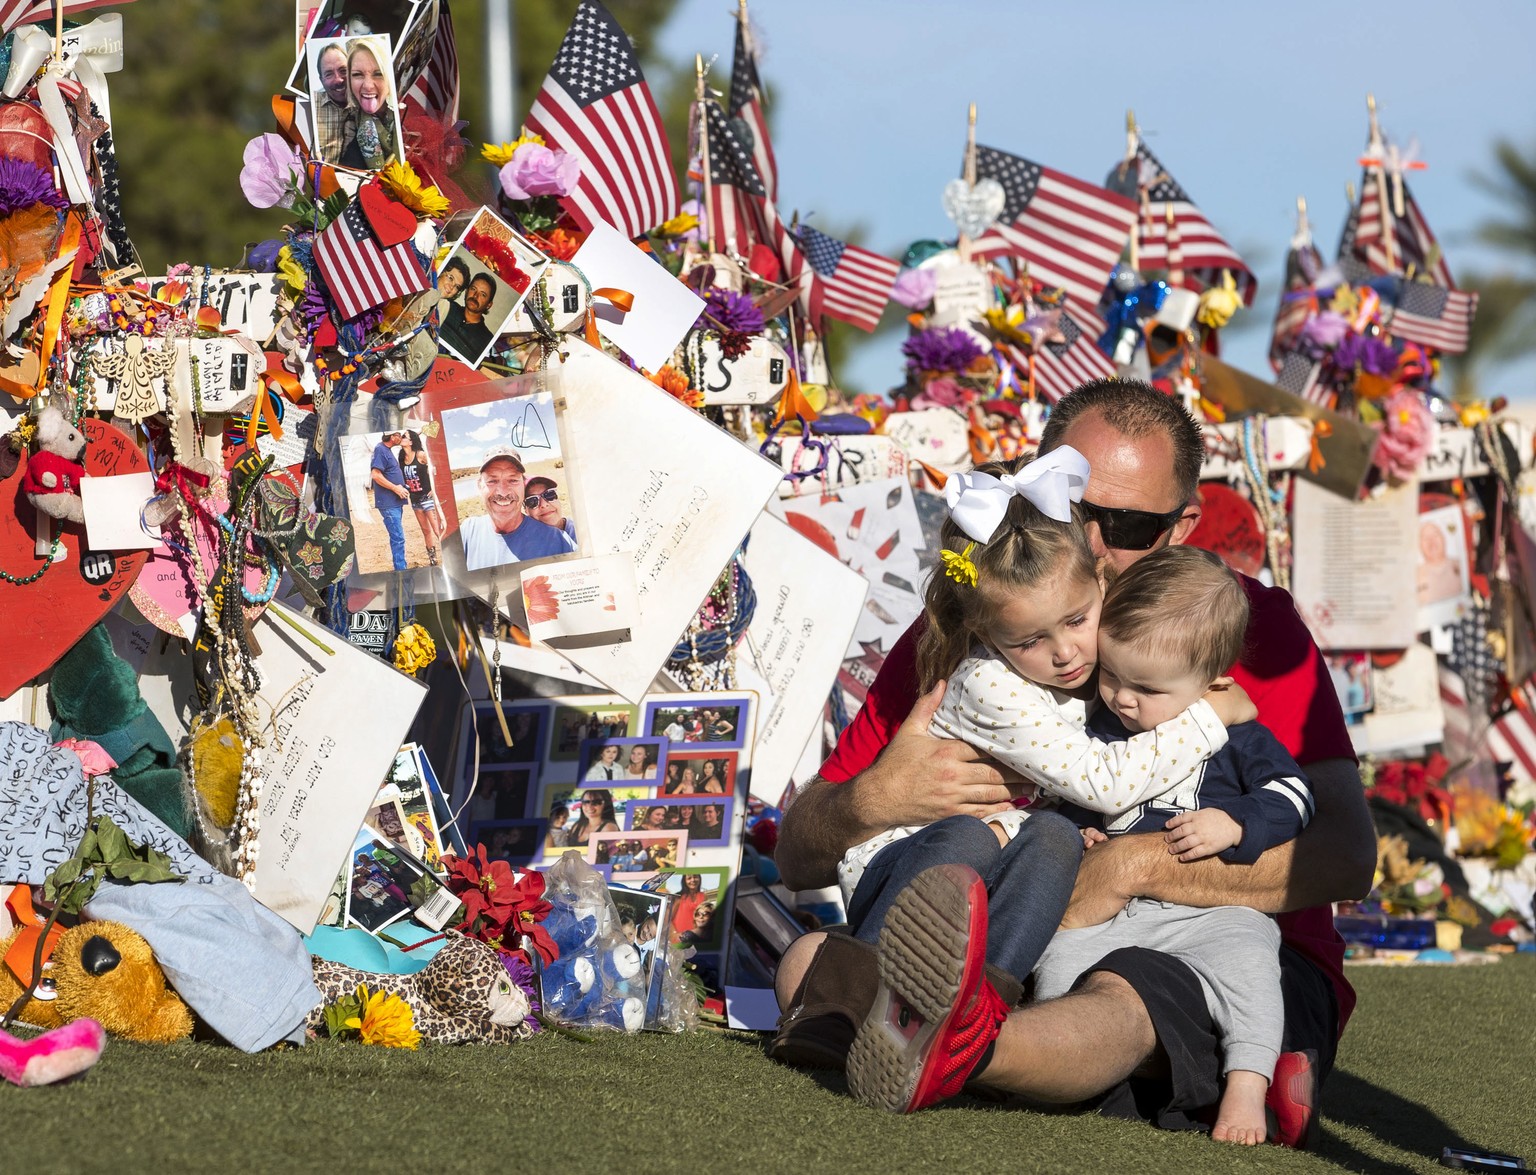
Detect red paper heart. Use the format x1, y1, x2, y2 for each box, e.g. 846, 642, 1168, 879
1187, 483, 1266, 579
0, 419, 150, 699
357, 181, 417, 249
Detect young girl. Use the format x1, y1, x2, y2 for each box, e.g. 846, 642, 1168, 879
837, 450, 1244, 906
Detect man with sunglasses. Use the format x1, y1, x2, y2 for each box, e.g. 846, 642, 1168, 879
458, 447, 576, 570
771, 379, 1374, 1144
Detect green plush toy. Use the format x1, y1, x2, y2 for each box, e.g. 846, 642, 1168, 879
48, 624, 188, 838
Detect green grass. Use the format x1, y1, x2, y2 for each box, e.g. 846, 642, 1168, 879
4, 957, 1532, 1175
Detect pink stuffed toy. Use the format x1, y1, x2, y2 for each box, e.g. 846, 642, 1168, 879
0, 1020, 106, 1087
21, 406, 88, 524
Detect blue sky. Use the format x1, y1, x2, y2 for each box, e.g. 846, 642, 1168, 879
650, 0, 1536, 403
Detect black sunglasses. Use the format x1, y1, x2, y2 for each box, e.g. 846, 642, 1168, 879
1079, 499, 1186, 551
522, 488, 559, 509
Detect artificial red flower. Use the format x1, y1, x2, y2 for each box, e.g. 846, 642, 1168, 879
441, 846, 555, 960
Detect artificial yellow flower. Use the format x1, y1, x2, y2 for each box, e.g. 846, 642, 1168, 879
276, 246, 307, 296
940, 542, 979, 587
345, 984, 422, 1049
1327, 284, 1360, 318
982, 304, 1032, 349
392, 623, 437, 677
377, 160, 451, 220
1196, 269, 1242, 330
482, 130, 547, 167
655, 210, 700, 239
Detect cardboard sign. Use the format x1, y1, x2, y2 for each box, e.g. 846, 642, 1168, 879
1199, 417, 1313, 482
81, 335, 263, 416
697, 334, 791, 407
766, 434, 910, 499
249, 602, 428, 933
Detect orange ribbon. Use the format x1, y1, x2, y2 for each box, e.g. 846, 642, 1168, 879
1308, 419, 1332, 475
3, 886, 63, 990
243, 379, 285, 448
271, 97, 340, 200
582, 287, 636, 348
262, 356, 306, 405
772, 369, 820, 428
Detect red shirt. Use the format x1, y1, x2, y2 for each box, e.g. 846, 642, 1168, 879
820, 575, 1359, 1032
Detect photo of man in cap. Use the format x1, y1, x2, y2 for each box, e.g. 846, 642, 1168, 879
458, 446, 576, 570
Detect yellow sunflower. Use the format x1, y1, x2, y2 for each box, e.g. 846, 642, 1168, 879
276, 246, 307, 296
345, 984, 422, 1049
377, 160, 451, 220
655, 210, 700, 239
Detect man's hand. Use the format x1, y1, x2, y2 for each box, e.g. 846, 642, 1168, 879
1203, 679, 1257, 727
773, 682, 1016, 892
1060, 834, 1142, 928
857, 681, 1020, 826
396, 486, 410, 500
1163, 809, 1242, 862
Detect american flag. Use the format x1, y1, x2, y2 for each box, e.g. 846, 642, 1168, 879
795, 224, 899, 333
994, 306, 1116, 404
2, 0, 126, 34
525, 0, 680, 241
1269, 233, 1323, 371
1386, 279, 1478, 354
703, 99, 770, 255
1346, 169, 1455, 288
1440, 666, 1536, 781
969, 145, 1137, 312
402, 0, 459, 124
730, 10, 777, 204
1273, 351, 1331, 407
313, 194, 429, 321
1106, 141, 1257, 305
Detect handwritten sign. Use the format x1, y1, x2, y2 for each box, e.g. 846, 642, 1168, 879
1199, 418, 1313, 483
884, 407, 972, 471
1350, 644, 1445, 756
82, 335, 263, 416
1291, 479, 1418, 650
928, 262, 991, 327
250, 602, 428, 933
1417, 421, 1528, 484
729, 513, 867, 803
767, 434, 910, 498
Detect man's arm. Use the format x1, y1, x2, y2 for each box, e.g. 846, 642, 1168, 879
1062, 757, 1375, 927
370, 468, 407, 497
774, 683, 1017, 891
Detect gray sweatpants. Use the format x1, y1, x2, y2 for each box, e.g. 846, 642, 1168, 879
1033, 898, 1282, 1078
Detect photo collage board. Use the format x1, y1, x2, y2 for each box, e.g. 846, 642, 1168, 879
449, 691, 758, 983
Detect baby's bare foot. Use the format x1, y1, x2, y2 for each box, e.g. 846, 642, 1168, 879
1212, 1070, 1269, 1146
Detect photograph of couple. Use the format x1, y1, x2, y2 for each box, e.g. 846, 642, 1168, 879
340, 427, 451, 574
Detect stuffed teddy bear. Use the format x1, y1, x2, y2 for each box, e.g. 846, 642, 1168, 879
538, 895, 644, 1033
0, 1019, 106, 1087
0, 920, 193, 1043
306, 931, 533, 1045
21, 405, 87, 523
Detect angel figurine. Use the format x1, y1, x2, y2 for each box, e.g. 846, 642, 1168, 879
91, 335, 176, 423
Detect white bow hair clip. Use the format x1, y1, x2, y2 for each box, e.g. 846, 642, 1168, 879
943, 446, 1090, 544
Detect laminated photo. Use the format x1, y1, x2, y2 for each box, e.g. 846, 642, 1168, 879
434, 207, 551, 367
440, 391, 580, 573
304, 34, 405, 170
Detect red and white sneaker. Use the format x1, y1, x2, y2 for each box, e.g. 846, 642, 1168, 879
1267, 1049, 1320, 1149
846, 863, 1009, 1113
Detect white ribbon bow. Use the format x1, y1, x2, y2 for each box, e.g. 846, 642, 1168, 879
4, 14, 123, 99
943, 445, 1090, 544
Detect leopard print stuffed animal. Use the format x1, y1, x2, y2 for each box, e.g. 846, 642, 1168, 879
307, 931, 535, 1044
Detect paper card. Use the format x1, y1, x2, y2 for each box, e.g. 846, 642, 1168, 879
696, 334, 792, 407
1416, 503, 1472, 632
725, 512, 867, 803
570, 220, 707, 372
1291, 479, 1418, 650
883, 407, 972, 471
436, 206, 551, 367
80, 472, 159, 551
102, 611, 196, 745
424, 343, 784, 701
1350, 644, 1444, 755
250, 601, 428, 933
766, 434, 910, 499
928, 262, 991, 327
521, 553, 638, 644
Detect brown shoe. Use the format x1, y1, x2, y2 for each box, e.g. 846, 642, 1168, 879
767, 930, 1025, 1072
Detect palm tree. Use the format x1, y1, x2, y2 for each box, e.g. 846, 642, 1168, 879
1447, 139, 1536, 402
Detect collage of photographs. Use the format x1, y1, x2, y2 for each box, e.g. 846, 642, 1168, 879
445, 693, 757, 966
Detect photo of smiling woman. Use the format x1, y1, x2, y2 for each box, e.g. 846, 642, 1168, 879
306, 35, 403, 171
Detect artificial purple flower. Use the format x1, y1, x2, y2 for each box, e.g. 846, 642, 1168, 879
903, 326, 984, 374
1333, 331, 1399, 376
246, 239, 285, 271
500, 950, 541, 1029
1296, 310, 1349, 356
890, 267, 938, 310
240, 133, 302, 210
697, 287, 765, 335
297, 281, 329, 339
0, 158, 67, 215
498, 142, 581, 201
910, 376, 971, 410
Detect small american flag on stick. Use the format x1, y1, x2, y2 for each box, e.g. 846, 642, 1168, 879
313, 195, 429, 321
